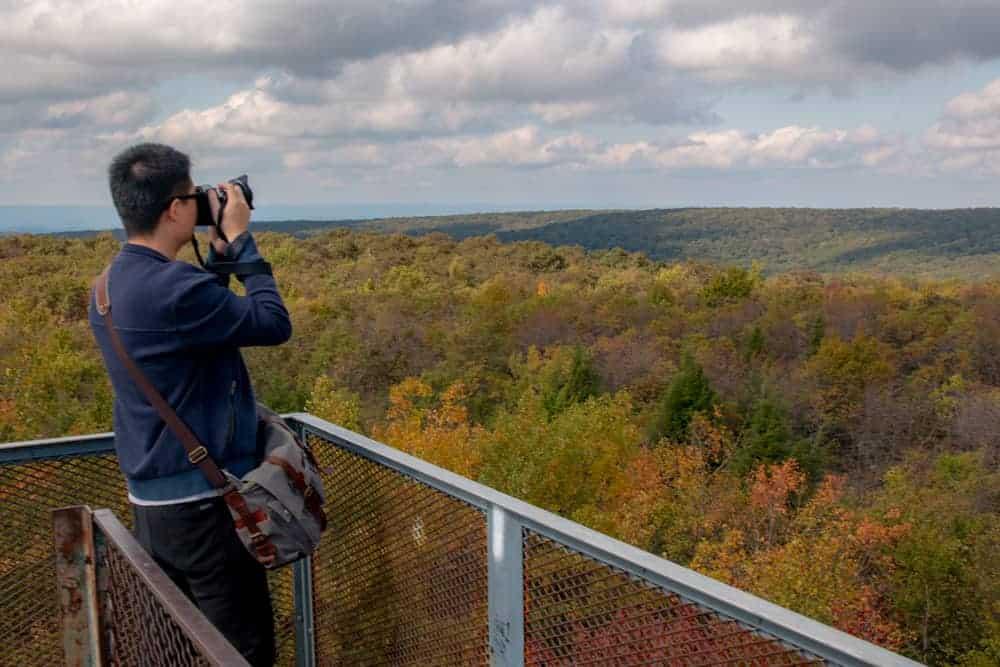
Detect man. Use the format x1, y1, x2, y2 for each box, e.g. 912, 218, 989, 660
89, 143, 290, 666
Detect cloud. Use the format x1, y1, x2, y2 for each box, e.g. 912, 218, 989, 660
272, 122, 898, 177
589, 124, 897, 171
925, 78, 1000, 174
44, 92, 154, 129
2, 1, 1000, 204
656, 14, 820, 83
661, 1, 1000, 72
2, 1, 535, 75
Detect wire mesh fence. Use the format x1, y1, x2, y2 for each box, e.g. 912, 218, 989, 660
306, 433, 490, 666
4, 417, 920, 666
522, 529, 823, 666
0, 448, 127, 666
294, 413, 921, 667
0, 442, 297, 666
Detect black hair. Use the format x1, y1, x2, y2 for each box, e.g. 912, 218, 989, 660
108, 143, 192, 238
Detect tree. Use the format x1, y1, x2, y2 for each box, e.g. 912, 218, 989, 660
372, 378, 484, 478
305, 375, 362, 432
478, 392, 640, 526
541, 346, 601, 420
731, 397, 825, 480
649, 352, 716, 444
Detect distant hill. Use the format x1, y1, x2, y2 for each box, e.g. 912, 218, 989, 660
36, 207, 1000, 278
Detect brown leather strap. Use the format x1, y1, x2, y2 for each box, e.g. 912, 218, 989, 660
224, 488, 276, 566
265, 455, 328, 531
94, 269, 228, 488
95, 266, 278, 566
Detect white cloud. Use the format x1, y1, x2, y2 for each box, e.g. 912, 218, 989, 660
270, 122, 897, 175
657, 14, 817, 82
588, 124, 896, 171
45, 92, 154, 128
924, 78, 1000, 174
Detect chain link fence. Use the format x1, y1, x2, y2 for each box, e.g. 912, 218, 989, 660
522, 529, 822, 665
3, 416, 921, 666
1, 443, 126, 666
295, 414, 922, 667
0, 437, 297, 666
306, 436, 490, 665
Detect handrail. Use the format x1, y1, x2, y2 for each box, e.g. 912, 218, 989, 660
286, 412, 923, 667
3, 415, 924, 666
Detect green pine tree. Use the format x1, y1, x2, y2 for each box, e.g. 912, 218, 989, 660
542, 346, 601, 419
649, 352, 716, 444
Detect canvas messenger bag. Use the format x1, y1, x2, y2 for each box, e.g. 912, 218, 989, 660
94, 267, 327, 569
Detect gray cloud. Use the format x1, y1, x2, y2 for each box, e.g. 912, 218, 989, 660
663, 1, 1000, 73
3, 1, 541, 78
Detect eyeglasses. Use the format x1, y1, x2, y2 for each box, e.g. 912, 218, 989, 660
161, 186, 206, 212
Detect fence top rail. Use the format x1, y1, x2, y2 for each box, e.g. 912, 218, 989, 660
287, 412, 923, 667
0, 431, 115, 464
92, 508, 252, 667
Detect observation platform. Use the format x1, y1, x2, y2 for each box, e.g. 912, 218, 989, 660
0, 413, 922, 666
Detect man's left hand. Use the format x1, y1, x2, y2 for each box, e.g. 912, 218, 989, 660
208, 224, 229, 257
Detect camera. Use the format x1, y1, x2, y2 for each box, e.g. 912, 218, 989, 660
194, 174, 255, 232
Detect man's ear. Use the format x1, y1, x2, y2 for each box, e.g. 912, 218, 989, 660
167, 197, 183, 223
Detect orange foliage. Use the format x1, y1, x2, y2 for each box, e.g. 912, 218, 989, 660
373, 378, 485, 478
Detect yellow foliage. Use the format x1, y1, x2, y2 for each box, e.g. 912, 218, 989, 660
305, 375, 362, 432
373, 378, 484, 478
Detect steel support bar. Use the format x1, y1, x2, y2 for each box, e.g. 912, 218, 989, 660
294, 421, 317, 667
53, 505, 105, 667
0, 433, 115, 465
487, 506, 525, 666
293, 557, 317, 667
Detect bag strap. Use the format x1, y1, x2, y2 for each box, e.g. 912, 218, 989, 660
264, 455, 328, 531
94, 266, 276, 565
94, 267, 228, 488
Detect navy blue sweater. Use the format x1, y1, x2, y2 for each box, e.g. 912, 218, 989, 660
88, 233, 291, 502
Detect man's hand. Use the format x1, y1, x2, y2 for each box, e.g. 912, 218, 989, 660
218, 181, 251, 242
206, 182, 251, 256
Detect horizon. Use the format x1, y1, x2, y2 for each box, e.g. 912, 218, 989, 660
5, 201, 1000, 235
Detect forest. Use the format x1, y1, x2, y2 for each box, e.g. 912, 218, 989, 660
1, 228, 998, 665
50, 205, 1000, 280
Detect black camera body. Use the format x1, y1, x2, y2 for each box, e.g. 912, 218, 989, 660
194, 174, 254, 236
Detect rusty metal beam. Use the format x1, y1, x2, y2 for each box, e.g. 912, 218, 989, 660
53, 505, 105, 667
92, 509, 251, 666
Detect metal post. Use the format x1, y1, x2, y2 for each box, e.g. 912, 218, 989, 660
293, 557, 317, 667
488, 506, 524, 666
53, 505, 105, 667
294, 421, 317, 667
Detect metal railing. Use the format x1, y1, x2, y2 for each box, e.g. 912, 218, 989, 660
0, 413, 923, 666
53, 505, 250, 666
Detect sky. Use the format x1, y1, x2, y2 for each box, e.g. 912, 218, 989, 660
5, 0, 1000, 217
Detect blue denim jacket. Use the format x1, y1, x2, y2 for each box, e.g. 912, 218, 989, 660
88, 232, 291, 502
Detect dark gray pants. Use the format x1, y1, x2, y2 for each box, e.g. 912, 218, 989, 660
131, 498, 276, 667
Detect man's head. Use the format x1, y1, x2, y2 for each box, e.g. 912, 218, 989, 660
108, 143, 196, 240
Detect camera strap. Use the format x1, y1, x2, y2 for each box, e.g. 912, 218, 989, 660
190, 235, 272, 276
